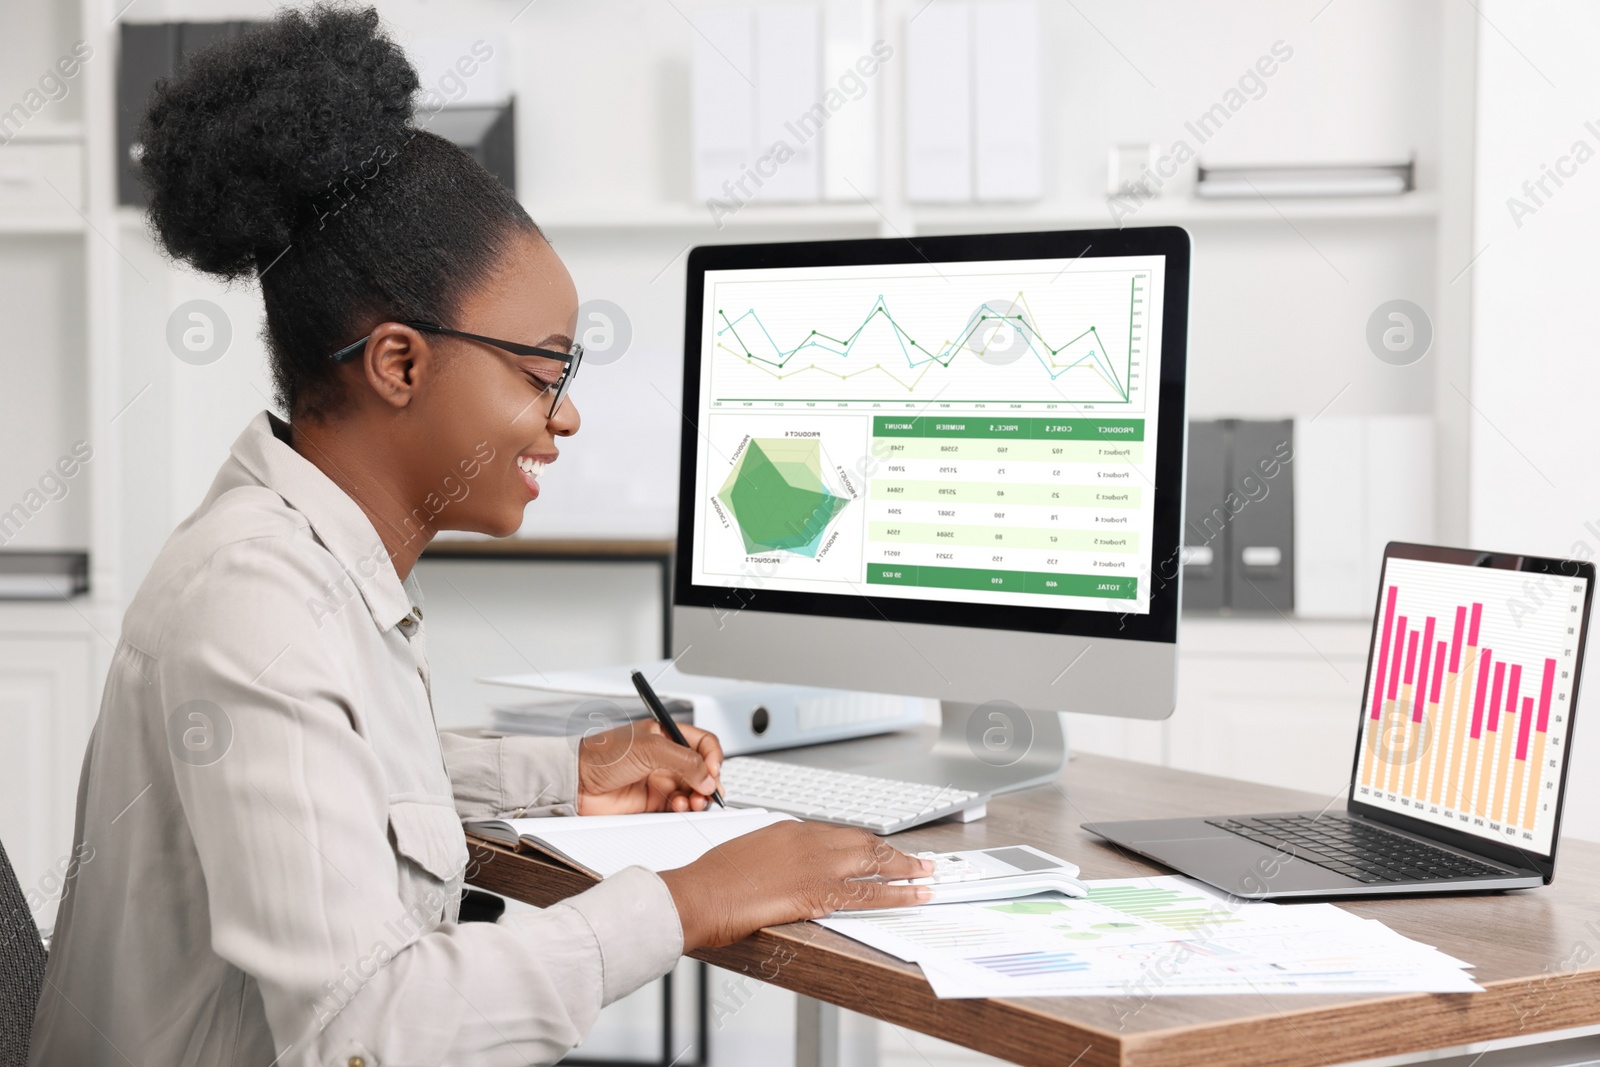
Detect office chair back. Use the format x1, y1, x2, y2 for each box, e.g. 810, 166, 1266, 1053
0, 837, 45, 1067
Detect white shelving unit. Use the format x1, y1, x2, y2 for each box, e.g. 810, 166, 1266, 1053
0, 3, 109, 937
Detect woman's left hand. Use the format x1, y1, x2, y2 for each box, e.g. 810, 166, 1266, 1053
576, 719, 725, 815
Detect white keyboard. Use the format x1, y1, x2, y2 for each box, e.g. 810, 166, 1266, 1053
718, 756, 988, 834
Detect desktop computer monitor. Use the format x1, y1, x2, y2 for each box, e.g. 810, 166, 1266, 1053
672, 226, 1190, 792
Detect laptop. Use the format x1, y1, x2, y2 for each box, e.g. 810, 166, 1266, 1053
1084, 542, 1595, 899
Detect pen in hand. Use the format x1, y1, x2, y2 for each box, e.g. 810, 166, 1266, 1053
630, 669, 725, 809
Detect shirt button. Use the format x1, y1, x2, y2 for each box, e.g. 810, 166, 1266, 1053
413, 606, 424, 620
348, 1057, 366, 1067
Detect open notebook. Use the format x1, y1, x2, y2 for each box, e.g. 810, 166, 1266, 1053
466, 808, 798, 879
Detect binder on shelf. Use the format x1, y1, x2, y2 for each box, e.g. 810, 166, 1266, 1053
1181, 420, 1229, 613
1293, 416, 1366, 617
973, 1, 1042, 201
118, 22, 260, 207
691, 7, 757, 204
821, 0, 879, 200
1294, 415, 1435, 618
754, 4, 821, 202
1181, 419, 1295, 615
905, 1, 972, 202
1227, 420, 1295, 613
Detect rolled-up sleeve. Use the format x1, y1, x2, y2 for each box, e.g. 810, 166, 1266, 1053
440, 732, 580, 819
163, 540, 682, 1067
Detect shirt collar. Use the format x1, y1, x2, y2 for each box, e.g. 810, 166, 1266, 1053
229, 411, 417, 632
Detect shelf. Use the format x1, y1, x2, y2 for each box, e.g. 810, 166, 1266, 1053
0, 121, 83, 144
97, 194, 1439, 241
531, 202, 885, 231
526, 192, 1438, 236
114, 200, 884, 235
0, 597, 114, 634
115, 198, 884, 234
909, 191, 1440, 231
0, 214, 85, 235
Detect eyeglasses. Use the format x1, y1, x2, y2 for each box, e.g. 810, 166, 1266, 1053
328, 321, 583, 416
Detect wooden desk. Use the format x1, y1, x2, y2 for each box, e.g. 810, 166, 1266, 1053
467, 750, 1600, 1067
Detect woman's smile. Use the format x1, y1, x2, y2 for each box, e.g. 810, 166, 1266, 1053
516, 452, 555, 499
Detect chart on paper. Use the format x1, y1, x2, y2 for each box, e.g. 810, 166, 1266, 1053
817, 876, 1484, 999
1353, 556, 1587, 854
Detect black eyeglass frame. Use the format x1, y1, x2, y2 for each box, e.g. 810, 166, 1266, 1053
328, 321, 583, 415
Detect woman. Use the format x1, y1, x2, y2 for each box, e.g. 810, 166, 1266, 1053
28, 8, 931, 1065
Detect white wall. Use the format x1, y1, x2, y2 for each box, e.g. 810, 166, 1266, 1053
1469, 0, 1600, 842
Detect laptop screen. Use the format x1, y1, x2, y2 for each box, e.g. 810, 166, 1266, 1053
1352, 552, 1591, 857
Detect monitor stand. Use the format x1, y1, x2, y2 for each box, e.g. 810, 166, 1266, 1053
859, 701, 1067, 796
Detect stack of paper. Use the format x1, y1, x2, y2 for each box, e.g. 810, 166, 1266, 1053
819, 876, 1480, 998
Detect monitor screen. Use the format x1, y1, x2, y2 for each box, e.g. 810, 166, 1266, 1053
1352, 553, 1590, 856
685, 248, 1172, 623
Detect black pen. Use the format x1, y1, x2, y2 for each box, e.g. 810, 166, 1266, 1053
630, 669, 725, 808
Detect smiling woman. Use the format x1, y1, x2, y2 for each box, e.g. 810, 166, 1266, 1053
133, 0, 583, 566
25, 6, 929, 1067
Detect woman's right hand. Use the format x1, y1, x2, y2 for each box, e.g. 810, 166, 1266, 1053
657, 822, 936, 949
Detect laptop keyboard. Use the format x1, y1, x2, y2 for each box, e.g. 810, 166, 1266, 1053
1205, 814, 1511, 884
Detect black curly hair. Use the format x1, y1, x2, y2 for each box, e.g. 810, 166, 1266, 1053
138, 4, 538, 420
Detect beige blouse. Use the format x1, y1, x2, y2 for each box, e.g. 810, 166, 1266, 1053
29, 411, 682, 1067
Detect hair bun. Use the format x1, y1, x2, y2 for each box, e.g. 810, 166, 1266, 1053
139, 4, 419, 279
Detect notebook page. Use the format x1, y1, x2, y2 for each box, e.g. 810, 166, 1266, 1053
493, 809, 797, 878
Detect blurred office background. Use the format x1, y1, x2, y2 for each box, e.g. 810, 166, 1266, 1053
2, 1, 1598, 1062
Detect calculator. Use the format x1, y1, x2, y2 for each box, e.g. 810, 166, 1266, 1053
853, 845, 1086, 908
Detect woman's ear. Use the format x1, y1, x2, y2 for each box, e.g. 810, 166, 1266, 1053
361, 322, 433, 409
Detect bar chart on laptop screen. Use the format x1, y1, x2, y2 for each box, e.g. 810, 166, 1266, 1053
1354, 557, 1587, 854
